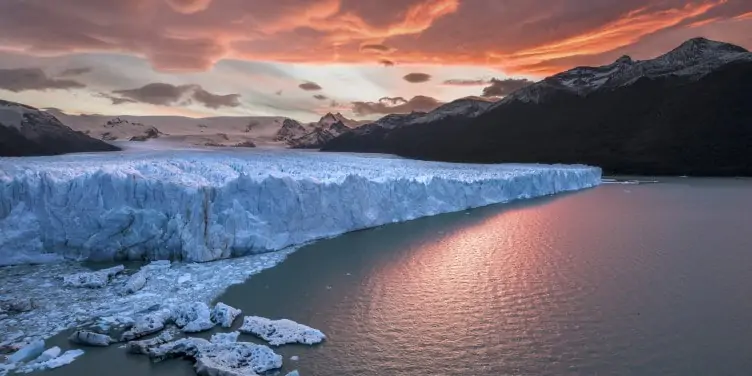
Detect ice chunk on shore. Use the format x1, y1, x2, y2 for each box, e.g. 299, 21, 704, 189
240, 316, 325, 346
0, 150, 601, 264
211, 303, 241, 328
62, 265, 125, 288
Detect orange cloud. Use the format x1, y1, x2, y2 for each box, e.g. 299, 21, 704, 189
0, 0, 749, 78
733, 11, 752, 20
498, 0, 725, 75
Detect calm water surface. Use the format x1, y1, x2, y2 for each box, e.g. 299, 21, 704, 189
46, 179, 752, 376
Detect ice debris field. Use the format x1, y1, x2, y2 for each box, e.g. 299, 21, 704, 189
0, 149, 601, 265
0, 149, 600, 375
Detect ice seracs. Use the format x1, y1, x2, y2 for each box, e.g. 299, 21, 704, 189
239, 316, 326, 346
0, 150, 601, 264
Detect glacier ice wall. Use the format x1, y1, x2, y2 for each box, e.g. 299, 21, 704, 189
0, 150, 601, 264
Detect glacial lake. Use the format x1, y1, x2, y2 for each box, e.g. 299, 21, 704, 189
44, 178, 752, 376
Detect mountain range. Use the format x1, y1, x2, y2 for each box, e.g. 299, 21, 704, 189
322, 38, 752, 176
2, 37, 751, 175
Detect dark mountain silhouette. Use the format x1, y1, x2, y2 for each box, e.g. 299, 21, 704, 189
323, 38, 752, 176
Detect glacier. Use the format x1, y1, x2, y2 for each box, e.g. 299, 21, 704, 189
0, 149, 601, 265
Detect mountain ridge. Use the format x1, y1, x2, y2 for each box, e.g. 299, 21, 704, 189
322, 38, 752, 176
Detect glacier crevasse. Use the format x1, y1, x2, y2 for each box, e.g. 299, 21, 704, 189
0, 150, 601, 264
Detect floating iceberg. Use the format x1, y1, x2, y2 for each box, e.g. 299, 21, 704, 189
240, 316, 326, 346
0, 150, 600, 264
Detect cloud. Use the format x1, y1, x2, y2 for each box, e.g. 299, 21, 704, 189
110, 82, 240, 108
299, 82, 323, 91
443, 79, 489, 86
379, 59, 395, 66
58, 67, 92, 77
403, 72, 432, 83
95, 92, 138, 105
360, 43, 394, 53
352, 95, 443, 116
192, 87, 241, 108
164, 0, 213, 14
482, 78, 535, 97
313, 94, 328, 100
0, 68, 85, 92
0, 0, 748, 77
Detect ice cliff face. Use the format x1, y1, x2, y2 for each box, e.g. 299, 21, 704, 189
0, 150, 601, 264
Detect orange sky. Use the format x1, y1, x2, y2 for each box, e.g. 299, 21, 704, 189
0, 0, 750, 120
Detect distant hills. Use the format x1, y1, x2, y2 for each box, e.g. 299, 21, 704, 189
323, 38, 752, 176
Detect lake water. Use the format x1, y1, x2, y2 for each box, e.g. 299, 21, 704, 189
44, 179, 752, 376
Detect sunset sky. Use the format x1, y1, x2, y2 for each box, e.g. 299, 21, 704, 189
0, 0, 750, 121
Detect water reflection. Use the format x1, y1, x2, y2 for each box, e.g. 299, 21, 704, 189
45, 180, 752, 376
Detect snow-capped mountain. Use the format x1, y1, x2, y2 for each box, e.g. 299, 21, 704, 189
88, 117, 163, 142
274, 118, 308, 142
288, 127, 337, 149
411, 96, 496, 124
0, 100, 119, 157
321, 96, 496, 151
289, 113, 360, 148
501, 37, 752, 104
322, 38, 752, 176
315, 112, 362, 128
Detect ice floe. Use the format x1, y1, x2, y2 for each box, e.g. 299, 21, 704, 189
0, 250, 292, 351
138, 336, 283, 375
211, 303, 242, 328
173, 302, 215, 333
125, 330, 174, 355
122, 271, 147, 294
209, 331, 239, 345
62, 265, 125, 288
121, 307, 173, 341
240, 316, 326, 346
68, 330, 114, 347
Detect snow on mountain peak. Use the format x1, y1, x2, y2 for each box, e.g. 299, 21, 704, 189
0, 99, 59, 130
500, 37, 752, 105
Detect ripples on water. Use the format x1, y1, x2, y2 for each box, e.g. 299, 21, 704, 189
48, 179, 752, 376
